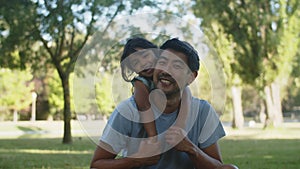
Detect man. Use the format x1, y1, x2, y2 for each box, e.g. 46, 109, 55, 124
90, 38, 238, 169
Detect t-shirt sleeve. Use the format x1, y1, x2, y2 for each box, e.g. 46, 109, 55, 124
199, 122, 225, 149
100, 106, 132, 153
198, 101, 226, 149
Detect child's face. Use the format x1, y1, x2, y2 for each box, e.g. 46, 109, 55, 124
128, 48, 156, 78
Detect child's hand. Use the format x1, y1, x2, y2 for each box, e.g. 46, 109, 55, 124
165, 126, 191, 152
131, 139, 161, 158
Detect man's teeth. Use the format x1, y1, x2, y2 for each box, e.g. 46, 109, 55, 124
160, 79, 171, 85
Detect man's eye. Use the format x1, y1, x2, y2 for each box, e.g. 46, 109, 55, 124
174, 64, 183, 69
143, 54, 150, 58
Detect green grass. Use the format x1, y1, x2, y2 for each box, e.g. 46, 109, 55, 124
0, 137, 96, 169
220, 139, 300, 169
0, 121, 299, 169
220, 124, 300, 169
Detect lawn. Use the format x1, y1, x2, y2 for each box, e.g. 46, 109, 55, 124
0, 121, 299, 169
220, 123, 300, 169
0, 137, 95, 169
220, 139, 300, 169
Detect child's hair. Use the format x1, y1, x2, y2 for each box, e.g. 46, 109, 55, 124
120, 37, 158, 82
160, 38, 200, 72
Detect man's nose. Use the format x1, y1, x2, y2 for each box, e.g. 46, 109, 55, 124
165, 62, 173, 74
158, 63, 173, 75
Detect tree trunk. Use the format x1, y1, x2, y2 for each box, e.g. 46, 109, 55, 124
103, 114, 108, 124
271, 82, 283, 126
264, 82, 283, 127
231, 86, 244, 128
264, 85, 275, 127
259, 101, 266, 124
36, 76, 50, 120
61, 75, 72, 144
13, 109, 18, 122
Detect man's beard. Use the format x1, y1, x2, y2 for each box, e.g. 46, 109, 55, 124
164, 86, 181, 99
155, 73, 183, 99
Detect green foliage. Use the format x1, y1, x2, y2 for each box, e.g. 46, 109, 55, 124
242, 85, 262, 115
282, 49, 300, 110
1, 0, 160, 143
192, 0, 300, 124
72, 73, 97, 116
48, 70, 64, 117
48, 71, 85, 119
273, 5, 300, 84
282, 77, 300, 111
95, 73, 115, 116
193, 0, 300, 88
0, 0, 38, 69
0, 68, 34, 117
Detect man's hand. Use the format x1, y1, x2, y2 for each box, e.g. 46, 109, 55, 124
129, 139, 161, 167
129, 154, 160, 167
165, 126, 192, 152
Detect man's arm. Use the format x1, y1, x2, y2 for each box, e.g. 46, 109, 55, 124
165, 126, 223, 169
187, 141, 223, 169
187, 142, 239, 169
90, 141, 160, 169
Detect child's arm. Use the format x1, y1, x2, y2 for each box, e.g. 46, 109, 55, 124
176, 87, 192, 129
133, 80, 158, 140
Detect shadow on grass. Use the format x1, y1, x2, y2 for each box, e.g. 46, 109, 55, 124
16, 126, 50, 139
17, 126, 43, 132
220, 138, 300, 169
0, 137, 96, 169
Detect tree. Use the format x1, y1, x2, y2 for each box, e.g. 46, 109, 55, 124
95, 72, 115, 121
282, 44, 300, 113
0, 68, 34, 121
202, 22, 245, 128
48, 70, 66, 120
0, 0, 158, 143
193, 0, 300, 127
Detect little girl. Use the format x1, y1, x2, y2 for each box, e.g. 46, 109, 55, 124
120, 37, 190, 142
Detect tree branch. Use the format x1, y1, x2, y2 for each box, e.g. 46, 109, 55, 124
102, 1, 123, 34
34, 24, 64, 77
66, 1, 124, 74
69, 23, 76, 56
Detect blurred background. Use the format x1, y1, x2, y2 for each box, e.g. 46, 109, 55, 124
0, 0, 299, 168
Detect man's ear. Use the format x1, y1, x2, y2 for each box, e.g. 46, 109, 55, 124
187, 71, 198, 85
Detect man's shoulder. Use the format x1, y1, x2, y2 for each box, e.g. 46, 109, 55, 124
190, 97, 215, 119
116, 96, 135, 107
191, 97, 211, 108
114, 96, 140, 122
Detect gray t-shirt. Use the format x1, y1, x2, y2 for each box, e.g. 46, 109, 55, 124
100, 96, 225, 169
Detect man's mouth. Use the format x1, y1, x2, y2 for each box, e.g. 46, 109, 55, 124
158, 75, 175, 86
160, 79, 171, 85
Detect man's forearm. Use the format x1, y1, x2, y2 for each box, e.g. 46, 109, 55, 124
91, 155, 160, 169
91, 157, 138, 169
186, 143, 222, 169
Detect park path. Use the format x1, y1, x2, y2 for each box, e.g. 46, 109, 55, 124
0, 120, 106, 139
